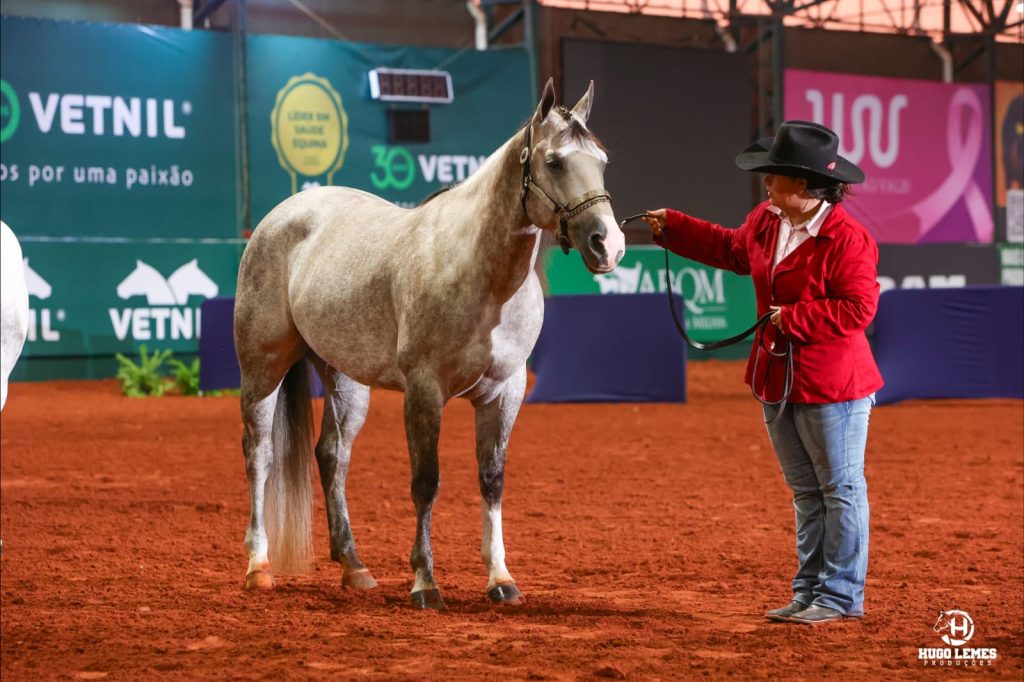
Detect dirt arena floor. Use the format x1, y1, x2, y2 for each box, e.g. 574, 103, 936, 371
1, 360, 1021, 680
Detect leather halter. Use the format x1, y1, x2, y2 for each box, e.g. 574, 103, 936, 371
519, 122, 612, 255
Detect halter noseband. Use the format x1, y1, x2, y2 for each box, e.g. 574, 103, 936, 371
519, 121, 612, 255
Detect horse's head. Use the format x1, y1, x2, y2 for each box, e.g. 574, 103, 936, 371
933, 606, 946, 634
523, 79, 625, 275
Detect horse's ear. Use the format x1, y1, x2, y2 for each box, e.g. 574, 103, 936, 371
532, 77, 556, 124
570, 80, 595, 123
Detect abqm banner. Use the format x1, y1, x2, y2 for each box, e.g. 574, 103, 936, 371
786, 70, 993, 244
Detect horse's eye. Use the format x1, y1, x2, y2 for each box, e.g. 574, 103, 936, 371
545, 154, 563, 170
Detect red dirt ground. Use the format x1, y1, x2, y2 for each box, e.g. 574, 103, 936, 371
1, 360, 1021, 680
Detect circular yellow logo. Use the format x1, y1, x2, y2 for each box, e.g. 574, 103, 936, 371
270, 73, 348, 193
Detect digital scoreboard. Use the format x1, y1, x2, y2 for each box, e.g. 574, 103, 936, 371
368, 68, 454, 104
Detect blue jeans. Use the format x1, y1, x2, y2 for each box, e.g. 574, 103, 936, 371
763, 395, 873, 616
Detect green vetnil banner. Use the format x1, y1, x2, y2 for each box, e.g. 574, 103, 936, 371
246, 35, 532, 220
1, 17, 536, 378
16, 240, 242, 358
0, 17, 238, 240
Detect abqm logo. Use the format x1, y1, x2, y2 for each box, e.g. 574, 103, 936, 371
594, 262, 726, 316
109, 259, 218, 342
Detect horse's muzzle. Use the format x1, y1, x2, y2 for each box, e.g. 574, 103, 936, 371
581, 215, 625, 273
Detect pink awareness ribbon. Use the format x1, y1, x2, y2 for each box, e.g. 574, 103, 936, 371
910, 87, 993, 242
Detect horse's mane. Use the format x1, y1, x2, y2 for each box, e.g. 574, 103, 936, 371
418, 185, 454, 206
553, 106, 608, 154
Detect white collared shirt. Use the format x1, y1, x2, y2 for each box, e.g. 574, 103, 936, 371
767, 200, 832, 269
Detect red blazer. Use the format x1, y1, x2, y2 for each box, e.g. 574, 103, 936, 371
655, 202, 884, 404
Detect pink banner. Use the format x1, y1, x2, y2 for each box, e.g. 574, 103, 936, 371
785, 70, 993, 244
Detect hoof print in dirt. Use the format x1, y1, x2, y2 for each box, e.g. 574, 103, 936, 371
410, 588, 446, 610
487, 582, 524, 605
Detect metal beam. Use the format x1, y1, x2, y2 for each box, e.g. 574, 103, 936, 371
957, 0, 987, 28
233, 0, 251, 234
522, 0, 539, 103
790, 0, 832, 14
194, 0, 228, 24
487, 6, 524, 43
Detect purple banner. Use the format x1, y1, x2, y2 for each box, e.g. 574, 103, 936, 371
786, 70, 993, 244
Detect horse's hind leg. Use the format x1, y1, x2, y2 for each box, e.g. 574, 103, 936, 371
472, 365, 527, 605
240, 375, 283, 590
238, 342, 308, 590
403, 370, 446, 609
311, 358, 377, 590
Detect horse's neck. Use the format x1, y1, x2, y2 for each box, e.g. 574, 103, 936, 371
445, 133, 541, 301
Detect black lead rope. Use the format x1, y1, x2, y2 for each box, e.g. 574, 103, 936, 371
618, 213, 794, 422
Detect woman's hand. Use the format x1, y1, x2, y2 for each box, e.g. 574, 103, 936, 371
769, 305, 782, 328
641, 209, 667, 238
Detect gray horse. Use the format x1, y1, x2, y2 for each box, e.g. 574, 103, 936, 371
234, 78, 625, 609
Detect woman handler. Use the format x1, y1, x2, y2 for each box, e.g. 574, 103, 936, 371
643, 121, 883, 624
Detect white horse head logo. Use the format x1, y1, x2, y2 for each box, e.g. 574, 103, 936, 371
22, 259, 52, 300
116, 259, 219, 305
593, 261, 642, 294
168, 259, 219, 304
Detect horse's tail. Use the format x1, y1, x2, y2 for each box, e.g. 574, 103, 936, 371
265, 360, 314, 574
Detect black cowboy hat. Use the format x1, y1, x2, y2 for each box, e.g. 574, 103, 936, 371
735, 120, 865, 186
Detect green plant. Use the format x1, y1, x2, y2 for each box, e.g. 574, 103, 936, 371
169, 357, 200, 396
115, 345, 173, 397
203, 388, 240, 397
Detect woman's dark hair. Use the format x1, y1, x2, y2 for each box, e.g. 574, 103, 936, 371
805, 181, 852, 204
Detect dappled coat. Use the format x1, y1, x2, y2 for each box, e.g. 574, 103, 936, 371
655, 201, 884, 404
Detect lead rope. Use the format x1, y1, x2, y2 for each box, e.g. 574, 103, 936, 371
618, 213, 794, 423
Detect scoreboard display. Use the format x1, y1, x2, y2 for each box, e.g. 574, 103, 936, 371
368, 68, 454, 104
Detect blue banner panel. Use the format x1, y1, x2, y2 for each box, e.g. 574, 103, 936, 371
875, 286, 1024, 404
528, 294, 687, 403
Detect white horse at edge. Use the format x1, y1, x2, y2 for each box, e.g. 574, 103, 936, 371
1, 220, 30, 411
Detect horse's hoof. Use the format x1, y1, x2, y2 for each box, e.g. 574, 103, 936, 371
410, 588, 446, 610
487, 582, 524, 605
244, 570, 275, 591
342, 568, 378, 590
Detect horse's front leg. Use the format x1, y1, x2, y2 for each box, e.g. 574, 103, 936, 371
471, 365, 526, 605
403, 371, 446, 609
